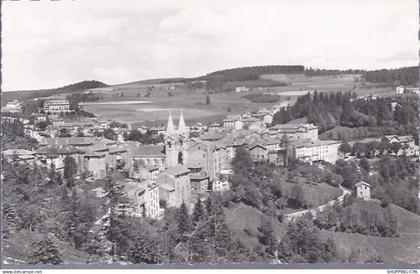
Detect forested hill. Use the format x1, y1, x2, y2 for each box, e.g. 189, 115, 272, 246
363, 66, 418, 86
201, 65, 305, 81
2, 80, 108, 105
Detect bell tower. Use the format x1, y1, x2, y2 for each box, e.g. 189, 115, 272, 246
164, 110, 189, 168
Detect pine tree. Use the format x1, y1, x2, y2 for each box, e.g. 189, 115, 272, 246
258, 217, 277, 256
176, 203, 191, 238
28, 237, 62, 265
192, 198, 205, 225
64, 156, 77, 188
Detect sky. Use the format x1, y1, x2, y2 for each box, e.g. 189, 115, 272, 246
2, 0, 419, 91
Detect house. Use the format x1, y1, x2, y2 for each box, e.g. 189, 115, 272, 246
269, 123, 318, 142
223, 118, 243, 131
126, 142, 166, 169
395, 86, 405, 95
249, 144, 268, 162
188, 165, 210, 200
212, 176, 230, 192
355, 181, 371, 201
385, 135, 417, 156
118, 179, 161, 219
157, 166, 191, 208
35, 145, 84, 174
83, 152, 107, 179
235, 86, 249, 93
209, 123, 222, 132
2, 100, 22, 113
2, 149, 36, 164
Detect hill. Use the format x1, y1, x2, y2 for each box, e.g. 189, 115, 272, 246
2, 80, 108, 105
320, 202, 420, 263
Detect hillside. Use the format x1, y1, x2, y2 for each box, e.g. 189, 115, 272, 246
2, 80, 108, 105
320, 203, 420, 263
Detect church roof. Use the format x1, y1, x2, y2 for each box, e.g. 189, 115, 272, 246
128, 144, 165, 158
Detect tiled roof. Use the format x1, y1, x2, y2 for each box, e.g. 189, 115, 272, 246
109, 146, 127, 154
355, 181, 371, 188
40, 137, 116, 147
2, 149, 34, 157
166, 166, 190, 176
35, 145, 83, 155
127, 143, 165, 158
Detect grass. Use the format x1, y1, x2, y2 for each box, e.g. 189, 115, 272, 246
224, 203, 286, 249
279, 181, 342, 213
319, 202, 420, 263
3, 230, 92, 264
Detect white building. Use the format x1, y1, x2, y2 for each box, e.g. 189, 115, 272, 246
355, 181, 371, 201
268, 123, 319, 142
292, 139, 341, 164
235, 86, 249, 93
395, 86, 405, 95
44, 98, 71, 113
2, 100, 22, 113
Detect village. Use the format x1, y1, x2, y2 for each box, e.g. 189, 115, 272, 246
2, 93, 418, 222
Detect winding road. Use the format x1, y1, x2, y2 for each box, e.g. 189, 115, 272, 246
283, 185, 351, 223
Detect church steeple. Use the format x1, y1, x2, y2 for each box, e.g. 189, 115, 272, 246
178, 109, 186, 135
166, 110, 175, 135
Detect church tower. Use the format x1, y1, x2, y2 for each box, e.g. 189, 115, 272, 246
165, 110, 189, 168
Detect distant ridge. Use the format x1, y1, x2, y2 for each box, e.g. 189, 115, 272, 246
2, 80, 108, 105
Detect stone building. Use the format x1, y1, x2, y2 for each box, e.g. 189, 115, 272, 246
157, 166, 191, 208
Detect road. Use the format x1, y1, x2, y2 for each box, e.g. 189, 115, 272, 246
284, 185, 351, 223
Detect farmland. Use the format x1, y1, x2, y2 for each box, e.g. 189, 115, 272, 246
81, 73, 394, 126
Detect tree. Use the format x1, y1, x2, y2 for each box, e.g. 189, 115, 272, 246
258, 217, 277, 256
192, 198, 205, 225
390, 142, 401, 155
63, 156, 77, 188
176, 202, 191, 238
28, 237, 62, 265
339, 142, 352, 155
359, 157, 370, 174
277, 215, 337, 263
288, 185, 305, 208
231, 146, 253, 176
206, 94, 211, 105
352, 142, 366, 157
281, 134, 291, 167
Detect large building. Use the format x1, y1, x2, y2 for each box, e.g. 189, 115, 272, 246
157, 166, 191, 208
43, 97, 71, 113
291, 139, 341, 164
156, 110, 192, 208
268, 123, 318, 142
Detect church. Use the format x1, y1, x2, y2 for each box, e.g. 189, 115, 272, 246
156, 110, 192, 208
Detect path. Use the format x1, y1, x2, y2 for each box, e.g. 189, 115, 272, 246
284, 185, 351, 223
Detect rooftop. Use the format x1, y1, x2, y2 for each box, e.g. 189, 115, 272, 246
165, 166, 190, 176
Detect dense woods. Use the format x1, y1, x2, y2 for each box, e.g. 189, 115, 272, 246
271, 91, 419, 142
363, 66, 418, 86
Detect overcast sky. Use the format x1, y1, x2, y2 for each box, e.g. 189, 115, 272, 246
2, 0, 419, 91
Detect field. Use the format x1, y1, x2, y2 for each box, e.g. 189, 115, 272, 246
81, 74, 394, 126
81, 84, 280, 127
